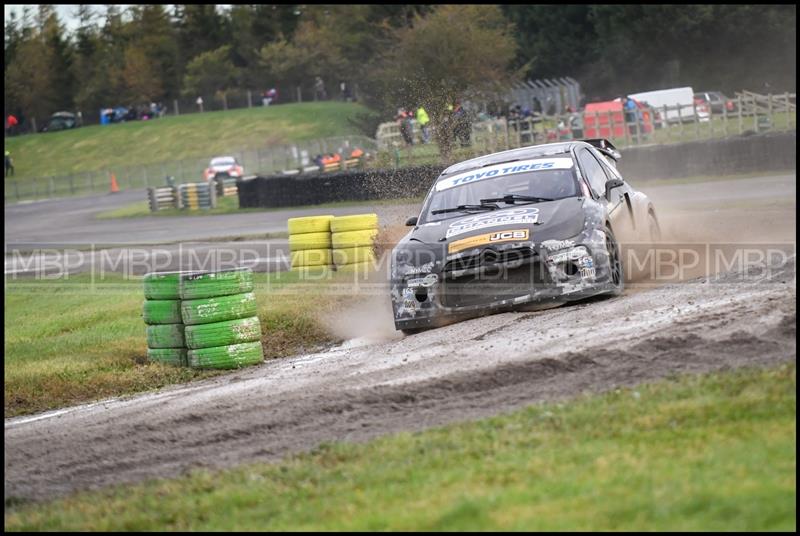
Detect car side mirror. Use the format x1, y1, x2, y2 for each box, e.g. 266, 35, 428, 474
605, 179, 624, 199
405, 216, 418, 227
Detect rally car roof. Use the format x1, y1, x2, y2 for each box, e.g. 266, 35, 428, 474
439, 140, 614, 178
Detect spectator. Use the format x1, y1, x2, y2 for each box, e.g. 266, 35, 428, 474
6, 114, 19, 136
622, 96, 638, 135
452, 102, 471, 148
567, 106, 583, 139
267, 87, 278, 105
397, 108, 414, 146
5, 150, 14, 177
314, 77, 327, 100
416, 106, 431, 143
196, 95, 204, 113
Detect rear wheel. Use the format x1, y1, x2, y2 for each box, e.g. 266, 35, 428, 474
605, 225, 624, 296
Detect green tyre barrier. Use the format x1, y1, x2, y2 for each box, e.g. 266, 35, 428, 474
331, 229, 378, 249
143, 272, 182, 300
180, 268, 254, 300
181, 292, 258, 325
142, 300, 183, 325
288, 215, 334, 234
288, 232, 332, 251
332, 246, 376, 266
146, 324, 186, 349
330, 213, 379, 233
188, 341, 264, 369
147, 348, 188, 367
185, 316, 262, 350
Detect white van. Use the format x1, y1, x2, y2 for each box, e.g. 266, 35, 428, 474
628, 86, 707, 124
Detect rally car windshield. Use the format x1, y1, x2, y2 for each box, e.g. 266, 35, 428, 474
420, 158, 579, 223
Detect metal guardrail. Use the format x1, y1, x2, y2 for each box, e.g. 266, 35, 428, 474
179, 182, 217, 210
147, 186, 179, 211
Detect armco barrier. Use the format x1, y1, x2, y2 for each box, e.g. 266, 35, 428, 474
237, 132, 795, 208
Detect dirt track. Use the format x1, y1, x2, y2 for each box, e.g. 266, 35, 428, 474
4, 255, 795, 503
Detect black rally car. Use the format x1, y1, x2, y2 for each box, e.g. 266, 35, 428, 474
390, 139, 661, 333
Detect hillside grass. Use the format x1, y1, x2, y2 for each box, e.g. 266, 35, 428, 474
5, 364, 795, 531
3, 270, 358, 417
4, 102, 370, 181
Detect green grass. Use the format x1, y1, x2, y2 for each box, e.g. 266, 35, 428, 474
5, 364, 795, 531
94, 195, 424, 220
4, 102, 370, 181
4, 271, 354, 417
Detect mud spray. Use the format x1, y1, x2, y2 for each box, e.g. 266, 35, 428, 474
318, 175, 796, 338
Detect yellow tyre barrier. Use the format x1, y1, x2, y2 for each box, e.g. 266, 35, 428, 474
291, 248, 333, 268
331, 228, 378, 249
330, 213, 379, 233
288, 232, 332, 251
288, 215, 334, 235
332, 246, 376, 266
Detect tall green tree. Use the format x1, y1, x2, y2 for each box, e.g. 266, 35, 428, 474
365, 5, 517, 156
182, 45, 240, 99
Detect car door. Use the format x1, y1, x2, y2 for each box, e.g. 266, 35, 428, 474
576, 148, 632, 233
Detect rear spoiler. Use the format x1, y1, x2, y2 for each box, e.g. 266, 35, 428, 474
580, 139, 622, 161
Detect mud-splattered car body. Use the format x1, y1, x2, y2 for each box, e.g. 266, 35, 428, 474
390, 139, 660, 332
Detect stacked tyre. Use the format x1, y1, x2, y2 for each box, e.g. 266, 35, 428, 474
288, 215, 334, 274
143, 272, 187, 366
180, 268, 264, 370
331, 213, 379, 273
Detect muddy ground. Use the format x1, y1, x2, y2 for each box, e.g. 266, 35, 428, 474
4, 173, 797, 503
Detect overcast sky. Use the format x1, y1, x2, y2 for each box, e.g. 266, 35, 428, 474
5, 4, 89, 32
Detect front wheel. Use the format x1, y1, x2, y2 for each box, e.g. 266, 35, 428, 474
605, 225, 624, 296
647, 210, 662, 243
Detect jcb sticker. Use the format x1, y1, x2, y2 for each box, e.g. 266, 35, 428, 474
448, 229, 529, 254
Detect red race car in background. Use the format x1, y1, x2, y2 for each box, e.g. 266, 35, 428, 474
203, 156, 244, 181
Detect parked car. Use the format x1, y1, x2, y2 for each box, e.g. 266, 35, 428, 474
203, 156, 244, 181
40, 111, 81, 133
694, 91, 737, 114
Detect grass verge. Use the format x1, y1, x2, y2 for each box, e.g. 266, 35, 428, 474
5, 364, 795, 531
4, 271, 350, 417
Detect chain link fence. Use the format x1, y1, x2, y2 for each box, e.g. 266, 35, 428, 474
5, 135, 377, 203
376, 92, 796, 168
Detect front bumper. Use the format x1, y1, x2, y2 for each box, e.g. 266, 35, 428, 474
391, 233, 613, 331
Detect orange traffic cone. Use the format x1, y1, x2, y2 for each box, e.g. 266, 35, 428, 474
109, 173, 120, 193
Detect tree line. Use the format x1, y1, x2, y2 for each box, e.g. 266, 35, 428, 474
4, 4, 795, 131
